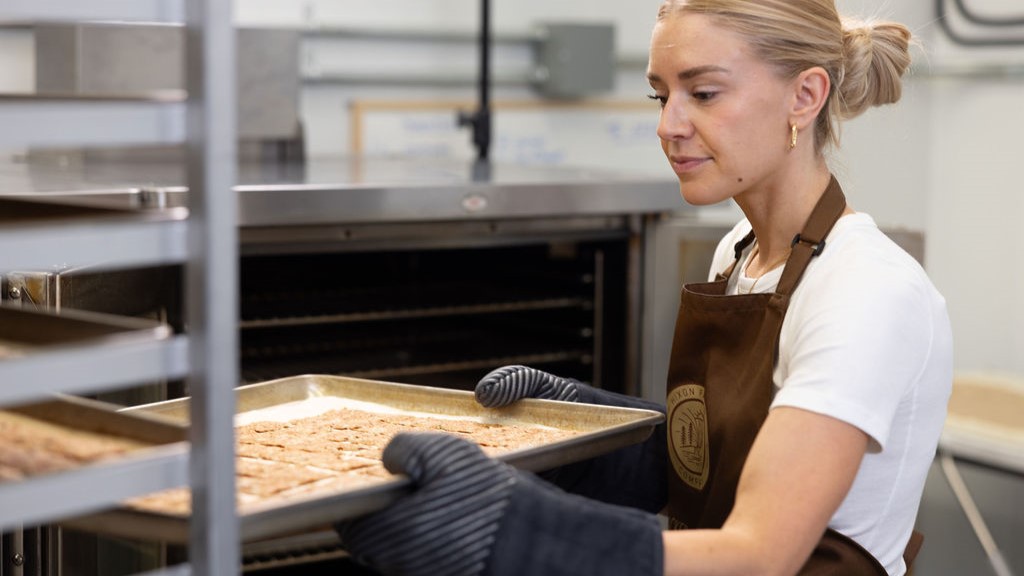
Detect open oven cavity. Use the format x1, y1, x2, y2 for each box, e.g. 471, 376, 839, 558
238, 239, 629, 393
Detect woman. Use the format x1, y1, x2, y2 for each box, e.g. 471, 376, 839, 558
336, 1, 953, 575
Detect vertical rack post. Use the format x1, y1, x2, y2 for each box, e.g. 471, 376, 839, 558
184, 0, 239, 573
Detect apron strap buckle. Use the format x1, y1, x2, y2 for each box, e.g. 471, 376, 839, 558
791, 233, 826, 257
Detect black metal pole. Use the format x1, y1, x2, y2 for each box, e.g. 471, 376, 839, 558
458, 0, 492, 161
477, 0, 491, 161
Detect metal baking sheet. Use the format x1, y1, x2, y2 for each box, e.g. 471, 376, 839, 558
0, 305, 172, 357
6, 394, 187, 445
0, 195, 188, 231
0, 196, 141, 225
68, 374, 664, 543
1, 394, 188, 476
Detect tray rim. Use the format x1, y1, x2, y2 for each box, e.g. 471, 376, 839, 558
131, 372, 664, 425
0, 304, 173, 353
0, 195, 189, 227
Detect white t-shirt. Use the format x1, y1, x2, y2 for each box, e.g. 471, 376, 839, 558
709, 213, 953, 576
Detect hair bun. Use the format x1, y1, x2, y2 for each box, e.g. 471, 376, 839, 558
838, 18, 913, 119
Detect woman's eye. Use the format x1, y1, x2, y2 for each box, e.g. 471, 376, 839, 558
693, 90, 718, 102
647, 94, 667, 108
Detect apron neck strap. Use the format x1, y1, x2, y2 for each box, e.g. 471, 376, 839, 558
717, 230, 756, 282
775, 175, 847, 297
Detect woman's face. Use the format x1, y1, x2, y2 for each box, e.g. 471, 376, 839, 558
647, 13, 795, 206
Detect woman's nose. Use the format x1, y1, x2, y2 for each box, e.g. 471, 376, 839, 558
656, 100, 694, 142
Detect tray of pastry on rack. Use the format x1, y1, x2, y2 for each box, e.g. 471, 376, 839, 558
0, 394, 187, 484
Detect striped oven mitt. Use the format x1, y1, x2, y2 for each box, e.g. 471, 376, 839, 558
475, 365, 668, 513
336, 432, 662, 576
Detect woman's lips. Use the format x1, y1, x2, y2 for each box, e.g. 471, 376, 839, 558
668, 155, 711, 174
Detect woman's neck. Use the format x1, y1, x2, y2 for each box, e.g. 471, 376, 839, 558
735, 165, 836, 269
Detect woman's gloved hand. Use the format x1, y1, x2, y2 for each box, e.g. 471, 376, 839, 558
335, 432, 663, 576
475, 365, 582, 407
476, 364, 662, 412
474, 365, 668, 513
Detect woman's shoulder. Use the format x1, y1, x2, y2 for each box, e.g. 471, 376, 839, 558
816, 213, 930, 284
798, 212, 947, 320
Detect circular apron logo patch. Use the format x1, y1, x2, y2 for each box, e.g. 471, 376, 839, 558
667, 383, 709, 491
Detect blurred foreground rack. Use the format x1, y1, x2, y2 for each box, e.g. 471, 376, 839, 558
0, 1, 239, 575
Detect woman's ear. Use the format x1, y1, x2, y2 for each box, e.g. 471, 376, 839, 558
790, 66, 830, 130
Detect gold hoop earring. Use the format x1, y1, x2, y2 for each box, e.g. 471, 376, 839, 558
789, 123, 798, 150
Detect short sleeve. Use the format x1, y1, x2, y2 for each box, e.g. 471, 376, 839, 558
771, 234, 940, 449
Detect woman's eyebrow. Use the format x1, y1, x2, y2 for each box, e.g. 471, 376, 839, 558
678, 65, 730, 80
647, 65, 730, 83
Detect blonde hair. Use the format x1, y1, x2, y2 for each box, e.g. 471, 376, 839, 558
657, 0, 912, 152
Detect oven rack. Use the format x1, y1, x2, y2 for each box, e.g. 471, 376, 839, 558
239, 294, 595, 388
240, 296, 588, 328
241, 530, 347, 572
343, 350, 589, 381
240, 312, 592, 351
242, 350, 589, 387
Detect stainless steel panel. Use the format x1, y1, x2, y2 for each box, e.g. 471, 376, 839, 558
79, 374, 664, 544
0, 157, 685, 225
236, 29, 301, 139
534, 23, 615, 98
35, 24, 183, 95
32, 24, 300, 140
32, 25, 78, 93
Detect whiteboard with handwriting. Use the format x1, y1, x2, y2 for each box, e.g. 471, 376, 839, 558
353, 103, 671, 177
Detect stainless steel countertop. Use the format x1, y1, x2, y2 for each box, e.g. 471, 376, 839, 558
0, 156, 686, 226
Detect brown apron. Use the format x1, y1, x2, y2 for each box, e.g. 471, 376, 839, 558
663, 176, 919, 574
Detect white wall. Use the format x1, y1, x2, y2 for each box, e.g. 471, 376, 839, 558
927, 78, 1024, 373
886, 0, 1024, 376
